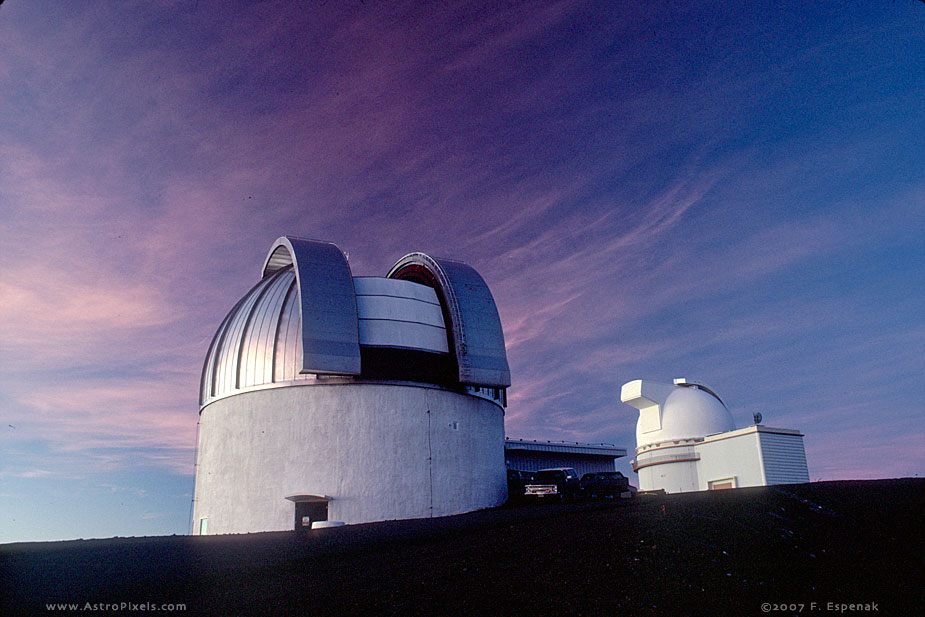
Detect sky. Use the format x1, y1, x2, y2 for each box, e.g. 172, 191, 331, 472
1, 0, 923, 543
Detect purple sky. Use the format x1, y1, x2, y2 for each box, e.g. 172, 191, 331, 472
2, 1, 923, 542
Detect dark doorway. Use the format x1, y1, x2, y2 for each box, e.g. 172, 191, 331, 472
294, 500, 328, 531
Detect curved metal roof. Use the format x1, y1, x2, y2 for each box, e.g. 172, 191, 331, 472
200, 238, 511, 408
622, 379, 735, 449
261, 236, 361, 376
388, 253, 511, 388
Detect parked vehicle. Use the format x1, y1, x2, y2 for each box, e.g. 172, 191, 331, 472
506, 469, 534, 503
523, 468, 579, 501
578, 471, 637, 499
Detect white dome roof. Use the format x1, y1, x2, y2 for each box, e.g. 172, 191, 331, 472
657, 386, 734, 441
624, 380, 735, 448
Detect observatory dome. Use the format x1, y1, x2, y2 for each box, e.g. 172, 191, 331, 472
194, 236, 510, 535
653, 385, 735, 445
621, 378, 809, 494
622, 379, 735, 449
200, 237, 510, 408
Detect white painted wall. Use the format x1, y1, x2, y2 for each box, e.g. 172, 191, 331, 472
696, 431, 765, 490
193, 382, 506, 535
634, 427, 810, 493
636, 446, 699, 493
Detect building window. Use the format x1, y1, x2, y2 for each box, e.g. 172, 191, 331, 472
708, 477, 737, 490
199, 517, 208, 535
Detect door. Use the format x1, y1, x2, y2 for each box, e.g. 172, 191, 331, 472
294, 500, 328, 530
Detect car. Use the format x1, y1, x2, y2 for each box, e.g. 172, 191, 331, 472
523, 468, 579, 501
506, 469, 534, 503
578, 471, 636, 499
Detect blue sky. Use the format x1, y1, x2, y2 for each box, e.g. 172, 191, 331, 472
1, 0, 923, 543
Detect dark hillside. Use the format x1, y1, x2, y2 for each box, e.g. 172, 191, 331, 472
2, 479, 922, 616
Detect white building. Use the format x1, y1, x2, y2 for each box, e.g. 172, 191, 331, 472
193, 236, 511, 534
621, 379, 809, 493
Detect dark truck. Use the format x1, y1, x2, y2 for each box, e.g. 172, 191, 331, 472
578, 471, 637, 499
523, 468, 579, 501
506, 469, 534, 503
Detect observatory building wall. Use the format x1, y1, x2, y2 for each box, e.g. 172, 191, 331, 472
623, 379, 810, 494
635, 448, 699, 493
194, 383, 506, 535
696, 428, 810, 490
193, 236, 513, 533
503, 440, 627, 477
695, 430, 766, 490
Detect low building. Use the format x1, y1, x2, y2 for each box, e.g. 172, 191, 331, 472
621, 378, 809, 493
504, 439, 627, 477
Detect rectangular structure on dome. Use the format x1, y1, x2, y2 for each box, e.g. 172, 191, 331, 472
354, 277, 449, 353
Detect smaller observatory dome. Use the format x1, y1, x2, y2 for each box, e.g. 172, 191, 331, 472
657, 386, 735, 444
621, 379, 735, 448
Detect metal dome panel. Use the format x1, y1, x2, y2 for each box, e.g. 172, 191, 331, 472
200, 268, 301, 407
622, 379, 735, 449
354, 277, 449, 353
239, 269, 294, 388
201, 239, 511, 408
261, 236, 361, 376
387, 253, 511, 388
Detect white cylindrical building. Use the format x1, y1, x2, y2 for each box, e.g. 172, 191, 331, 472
193, 237, 511, 534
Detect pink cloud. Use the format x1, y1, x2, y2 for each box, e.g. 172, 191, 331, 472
0, 0, 921, 494
0, 267, 172, 351
4, 376, 196, 475
806, 426, 924, 481
444, 1, 575, 72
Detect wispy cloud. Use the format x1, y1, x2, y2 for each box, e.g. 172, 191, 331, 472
2, 469, 55, 479
0, 1, 922, 541
100, 484, 147, 497
3, 377, 197, 475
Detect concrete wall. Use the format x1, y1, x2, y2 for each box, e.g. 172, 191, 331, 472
635, 427, 810, 493
636, 446, 699, 493
193, 383, 506, 535
696, 431, 765, 490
